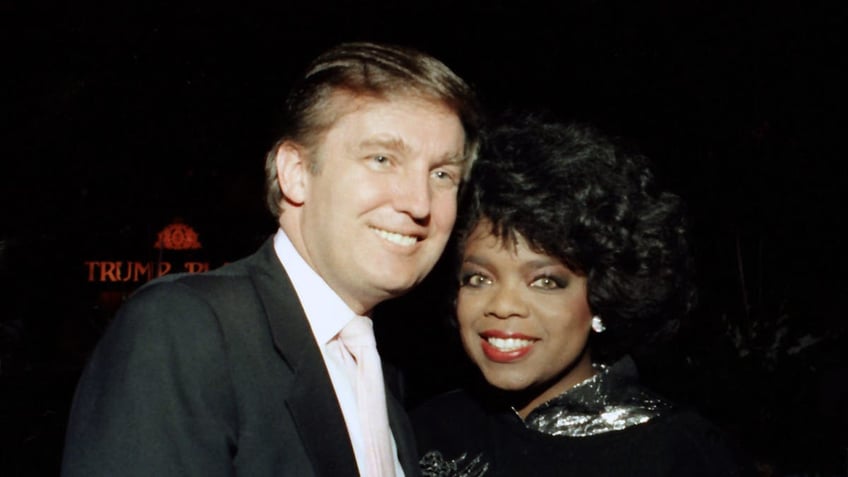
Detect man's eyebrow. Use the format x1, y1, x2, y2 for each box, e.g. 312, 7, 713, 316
357, 136, 465, 166
439, 153, 465, 166
357, 136, 408, 153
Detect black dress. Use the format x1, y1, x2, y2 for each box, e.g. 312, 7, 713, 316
412, 357, 754, 477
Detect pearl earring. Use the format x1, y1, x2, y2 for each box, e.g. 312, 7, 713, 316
591, 316, 606, 333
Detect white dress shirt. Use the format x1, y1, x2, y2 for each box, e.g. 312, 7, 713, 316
273, 229, 405, 477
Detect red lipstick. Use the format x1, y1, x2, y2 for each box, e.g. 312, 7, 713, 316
479, 330, 536, 363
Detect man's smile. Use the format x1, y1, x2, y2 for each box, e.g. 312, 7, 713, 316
370, 227, 419, 247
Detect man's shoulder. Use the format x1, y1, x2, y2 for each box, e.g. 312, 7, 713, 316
99, 244, 280, 342
120, 241, 283, 320
152, 256, 253, 290
137, 240, 276, 297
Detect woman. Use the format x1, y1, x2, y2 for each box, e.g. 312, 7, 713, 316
412, 115, 753, 476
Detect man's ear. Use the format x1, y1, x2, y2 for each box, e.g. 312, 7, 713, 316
275, 141, 307, 206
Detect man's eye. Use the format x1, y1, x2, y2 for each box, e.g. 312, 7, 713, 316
432, 168, 460, 185
366, 155, 392, 170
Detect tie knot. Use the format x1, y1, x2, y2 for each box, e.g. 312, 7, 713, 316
340, 316, 376, 349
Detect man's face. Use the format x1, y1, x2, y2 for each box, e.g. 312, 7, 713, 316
295, 95, 466, 314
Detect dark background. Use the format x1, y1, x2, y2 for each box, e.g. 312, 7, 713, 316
2, 1, 846, 475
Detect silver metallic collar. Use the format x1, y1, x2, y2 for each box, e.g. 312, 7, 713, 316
520, 356, 673, 437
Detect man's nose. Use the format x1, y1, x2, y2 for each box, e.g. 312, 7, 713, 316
393, 170, 431, 220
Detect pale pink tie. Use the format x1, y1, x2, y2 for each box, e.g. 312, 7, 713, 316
340, 316, 396, 477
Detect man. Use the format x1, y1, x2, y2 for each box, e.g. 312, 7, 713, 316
61, 42, 481, 476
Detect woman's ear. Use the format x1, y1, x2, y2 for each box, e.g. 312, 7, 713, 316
275, 141, 307, 206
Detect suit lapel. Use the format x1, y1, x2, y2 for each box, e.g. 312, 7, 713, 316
387, 392, 421, 477
248, 240, 359, 477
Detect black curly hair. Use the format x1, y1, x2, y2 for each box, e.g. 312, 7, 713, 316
454, 113, 696, 362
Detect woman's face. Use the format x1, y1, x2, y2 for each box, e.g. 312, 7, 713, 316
456, 222, 595, 415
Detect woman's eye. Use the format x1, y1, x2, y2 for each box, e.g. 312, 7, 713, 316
460, 273, 489, 287
373, 155, 388, 164
531, 276, 564, 290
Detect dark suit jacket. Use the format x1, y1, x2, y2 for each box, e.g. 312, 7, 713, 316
61, 238, 420, 476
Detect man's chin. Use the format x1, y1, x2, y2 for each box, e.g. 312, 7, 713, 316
370, 276, 424, 299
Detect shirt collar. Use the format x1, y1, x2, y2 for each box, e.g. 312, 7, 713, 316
273, 228, 357, 345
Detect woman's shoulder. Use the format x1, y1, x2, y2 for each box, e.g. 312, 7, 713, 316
647, 407, 738, 445
627, 407, 756, 476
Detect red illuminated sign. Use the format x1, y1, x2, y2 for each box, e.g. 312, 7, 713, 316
84, 261, 210, 283
85, 220, 210, 283
154, 221, 202, 250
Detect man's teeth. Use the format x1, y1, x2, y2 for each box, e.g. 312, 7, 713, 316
373, 228, 417, 246
487, 337, 533, 351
